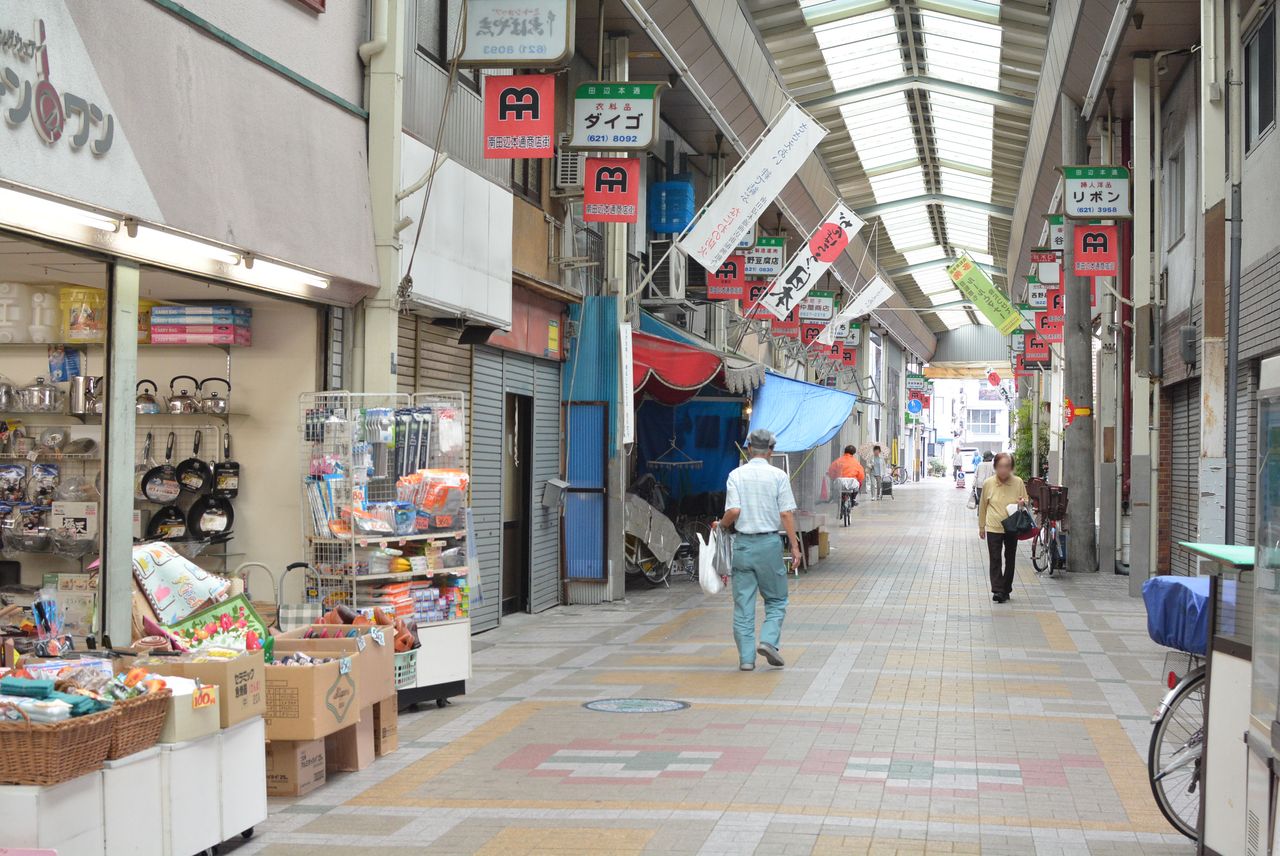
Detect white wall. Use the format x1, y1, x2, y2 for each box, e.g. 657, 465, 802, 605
1240, 15, 1280, 270
1159, 63, 1201, 317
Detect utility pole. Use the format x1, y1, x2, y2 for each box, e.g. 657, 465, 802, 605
1060, 93, 1099, 572
605, 34, 630, 601
1129, 57, 1157, 595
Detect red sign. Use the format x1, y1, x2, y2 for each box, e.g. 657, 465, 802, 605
808, 222, 851, 263
840, 343, 856, 366
1073, 225, 1119, 277
483, 74, 554, 159
987, 370, 1001, 386
583, 157, 639, 223
771, 309, 801, 337
1030, 249, 1058, 264
801, 323, 825, 346
744, 283, 773, 318
707, 253, 747, 299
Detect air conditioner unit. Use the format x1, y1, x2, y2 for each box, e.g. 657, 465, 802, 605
645, 238, 687, 301
553, 133, 584, 193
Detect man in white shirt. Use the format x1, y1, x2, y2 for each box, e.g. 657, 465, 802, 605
717, 429, 802, 671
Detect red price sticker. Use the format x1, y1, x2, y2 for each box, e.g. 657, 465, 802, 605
191, 684, 219, 711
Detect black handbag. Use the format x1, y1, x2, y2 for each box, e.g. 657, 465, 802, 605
1001, 508, 1035, 537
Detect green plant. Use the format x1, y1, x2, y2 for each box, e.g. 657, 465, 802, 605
927, 458, 946, 477
1013, 400, 1048, 480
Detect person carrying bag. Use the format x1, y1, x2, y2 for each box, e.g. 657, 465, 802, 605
977, 452, 1030, 603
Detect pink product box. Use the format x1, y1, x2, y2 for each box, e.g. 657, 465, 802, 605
150, 330, 253, 346
150, 324, 250, 335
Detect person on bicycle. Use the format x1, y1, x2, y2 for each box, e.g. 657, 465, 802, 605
977, 452, 1029, 604
869, 445, 886, 501
717, 429, 802, 671
826, 445, 865, 508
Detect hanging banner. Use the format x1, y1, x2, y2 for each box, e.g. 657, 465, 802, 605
619, 322, 634, 443
1034, 283, 1064, 342
1073, 224, 1119, 276
483, 73, 555, 158
569, 82, 665, 151
797, 290, 836, 321
583, 157, 639, 223
460, 0, 575, 67
801, 323, 825, 346
818, 277, 892, 345
843, 321, 862, 347
707, 254, 746, 300
946, 254, 1022, 335
678, 102, 827, 272
743, 236, 785, 277
1024, 331, 1051, 362
759, 202, 865, 320
1031, 247, 1060, 284
1062, 165, 1132, 218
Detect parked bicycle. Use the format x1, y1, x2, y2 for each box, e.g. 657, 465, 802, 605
890, 465, 908, 486
1027, 479, 1067, 575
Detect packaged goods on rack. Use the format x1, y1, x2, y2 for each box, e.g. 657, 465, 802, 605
149, 304, 252, 346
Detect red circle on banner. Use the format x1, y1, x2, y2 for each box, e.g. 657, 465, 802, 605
808, 223, 849, 263
987, 371, 1001, 386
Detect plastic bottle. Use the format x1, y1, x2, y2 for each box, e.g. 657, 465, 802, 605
28, 288, 58, 343
0, 282, 33, 344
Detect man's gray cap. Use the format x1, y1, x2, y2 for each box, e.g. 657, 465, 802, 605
747, 428, 776, 450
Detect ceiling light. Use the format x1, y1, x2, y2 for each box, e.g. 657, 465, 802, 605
124, 223, 242, 268
0, 187, 119, 235
238, 256, 330, 290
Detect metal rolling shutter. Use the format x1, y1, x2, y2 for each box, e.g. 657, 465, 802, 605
531, 359, 562, 612
470, 347, 504, 632
1169, 379, 1200, 575
396, 316, 472, 394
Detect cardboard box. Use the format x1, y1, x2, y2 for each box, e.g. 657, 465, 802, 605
264, 657, 360, 741
818, 531, 830, 560
136, 651, 265, 728
276, 628, 395, 709
324, 706, 375, 772
373, 694, 398, 756
265, 739, 326, 797
159, 684, 222, 744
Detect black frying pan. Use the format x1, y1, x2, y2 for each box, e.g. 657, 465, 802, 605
187, 493, 234, 538
141, 432, 181, 504
146, 505, 186, 540
176, 430, 212, 494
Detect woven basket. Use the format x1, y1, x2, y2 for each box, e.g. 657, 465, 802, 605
108, 690, 172, 760
0, 704, 120, 785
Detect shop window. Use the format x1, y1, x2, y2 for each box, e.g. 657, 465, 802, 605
416, 0, 479, 91
512, 158, 543, 206
1246, 10, 1276, 151
1166, 148, 1185, 245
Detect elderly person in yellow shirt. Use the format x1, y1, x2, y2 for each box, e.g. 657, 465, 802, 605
977, 452, 1029, 603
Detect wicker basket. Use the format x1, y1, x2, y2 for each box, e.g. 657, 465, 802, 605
0, 704, 120, 785
1026, 477, 1048, 510
108, 690, 172, 760
1045, 485, 1069, 520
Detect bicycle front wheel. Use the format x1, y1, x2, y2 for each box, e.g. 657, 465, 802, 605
1031, 527, 1048, 572
1148, 668, 1205, 840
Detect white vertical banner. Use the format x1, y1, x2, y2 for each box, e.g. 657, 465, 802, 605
618, 321, 634, 444
817, 276, 893, 345
677, 103, 827, 272
758, 201, 864, 320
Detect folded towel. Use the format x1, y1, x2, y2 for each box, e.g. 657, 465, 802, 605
0, 677, 54, 699
47, 691, 103, 716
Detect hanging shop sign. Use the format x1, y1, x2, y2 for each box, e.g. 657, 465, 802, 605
0, 19, 116, 154
771, 309, 800, 338
1034, 284, 1064, 343
1031, 247, 1060, 285
707, 253, 747, 300
1026, 277, 1048, 309
1047, 214, 1065, 253
1061, 165, 1132, 219
744, 282, 773, 319
1016, 302, 1036, 328
583, 157, 639, 223
460, 0, 575, 67
841, 343, 856, 366
818, 278, 891, 346
801, 323, 825, 346
736, 226, 757, 250
906, 372, 927, 392
743, 236, 785, 277
946, 254, 1022, 335
569, 82, 664, 151
483, 73, 554, 158
842, 321, 862, 347
1072, 224, 1119, 276
759, 202, 865, 320
678, 102, 827, 272
1024, 331, 1051, 362
1010, 329, 1026, 353
619, 322, 634, 443
797, 289, 835, 321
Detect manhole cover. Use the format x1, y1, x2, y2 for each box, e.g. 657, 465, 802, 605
583, 698, 690, 713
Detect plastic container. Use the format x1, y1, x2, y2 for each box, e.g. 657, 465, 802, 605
393, 650, 418, 689
27, 287, 58, 344
137, 299, 158, 344
59, 287, 106, 343
0, 282, 33, 344
648, 178, 696, 234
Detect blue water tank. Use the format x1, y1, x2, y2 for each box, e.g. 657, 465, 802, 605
648, 177, 696, 234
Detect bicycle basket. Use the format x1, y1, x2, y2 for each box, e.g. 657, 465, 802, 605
1026, 477, 1048, 510
1046, 485, 1069, 520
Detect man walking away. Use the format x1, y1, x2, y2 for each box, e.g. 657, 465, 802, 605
826, 445, 865, 506
952, 449, 963, 480
718, 429, 803, 671
869, 445, 886, 500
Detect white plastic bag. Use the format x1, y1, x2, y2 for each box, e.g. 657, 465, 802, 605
698, 528, 724, 595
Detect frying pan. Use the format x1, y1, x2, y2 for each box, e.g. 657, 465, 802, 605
141, 432, 180, 504
134, 432, 154, 501
212, 432, 239, 498
176, 430, 213, 494
187, 493, 234, 539
146, 505, 186, 541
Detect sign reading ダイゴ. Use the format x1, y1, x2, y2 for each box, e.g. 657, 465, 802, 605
483, 73, 554, 158
743, 236, 784, 277
583, 157, 639, 223
759, 201, 864, 321
569, 82, 664, 151
460, 0, 574, 67
1062, 165, 1131, 219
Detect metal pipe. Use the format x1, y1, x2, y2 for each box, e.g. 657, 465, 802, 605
1226, 0, 1245, 542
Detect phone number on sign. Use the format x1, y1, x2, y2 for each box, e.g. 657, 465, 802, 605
586, 134, 639, 144
483, 44, 549, 55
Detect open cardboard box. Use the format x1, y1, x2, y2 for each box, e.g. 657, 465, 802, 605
130, 650, 265, 728
324, 705, 375, 773
264, 655, 360, 741
373, 694, 398, 756
265, 738, 326, 797
276, 626, 395, 709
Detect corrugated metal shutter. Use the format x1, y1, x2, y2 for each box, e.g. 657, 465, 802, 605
470, 347, 504, 632
531, 360, 562, 612
396, 316, 472, 394
1169, 379, 1200, 575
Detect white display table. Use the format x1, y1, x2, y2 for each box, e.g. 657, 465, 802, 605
219, 716, 267, 841
104, 747, 164, 856
0, 771, 104, 855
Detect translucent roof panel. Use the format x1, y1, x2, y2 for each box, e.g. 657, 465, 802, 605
901, 246, 948, 265
814, 9, 905, 88
932, 310, 971, 329
943, 205, 989, 252
877, 205, 936, 253
914, 267, 957, 296
868, 166, 927, 203
929, 94, 994, 169
840, 93, 916, 171
938, 166, 993, 203
919, 12, 1002, 90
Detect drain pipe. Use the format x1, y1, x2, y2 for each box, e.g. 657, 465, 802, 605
1225, 0, 1244, 542
359, 0, 389, 70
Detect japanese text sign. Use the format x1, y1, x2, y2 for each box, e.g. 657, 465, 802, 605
707, 253, 746, 300
771, 309, 800, 338
743, 236, 785, 277
1024, 331, 1051, 361
1034, 284, 1064, 342
569, 82, 664, 151
760, 201, 865, 321
736, 227, 757, 249
842, 321, 862, 347
679, 102, 827, 272
1047, 214, 1065, 252
484, 73, 554, 158
797, 289, 835, 321
801, 323, 825, 346
744, 282, 773, 319
946, 254, 1022, 335
1010, 329, 1025, 353
1026, 278, 1048, 308
841, 343, 856, 366
460, 0, 574, 67
1062, 165, 1131, 219
1031, 247, 1060, 284
818, 279, 891, 345
906, 373, 927, 392
583, 157, 639, 223
1073, 224, 1118, 276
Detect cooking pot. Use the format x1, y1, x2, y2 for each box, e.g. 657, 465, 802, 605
167, 376, 201, 415
0, 375, 16, 412
17, 378, 63, 413
199, 378, 231, 416
136, 380, 162, 415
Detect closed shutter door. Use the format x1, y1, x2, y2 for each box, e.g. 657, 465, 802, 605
531, 359, 562, 612
1169, 379, 1200, 575
470, 347, 504, 632
397, 316, 472, 394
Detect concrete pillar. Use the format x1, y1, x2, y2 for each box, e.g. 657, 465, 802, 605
606, 35, 630, 602
103, 260, 140, 643
1130, 57, 1157, 596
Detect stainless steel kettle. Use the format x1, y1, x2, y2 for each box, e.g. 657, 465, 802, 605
136, 379, 162, 415
167, 375, 201, 415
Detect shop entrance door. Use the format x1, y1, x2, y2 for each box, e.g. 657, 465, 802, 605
502, 393, 533, 615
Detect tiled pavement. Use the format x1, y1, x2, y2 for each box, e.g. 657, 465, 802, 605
236, 480, 1194, 855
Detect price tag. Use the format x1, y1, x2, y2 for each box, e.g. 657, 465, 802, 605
191, 683, 218, 711
356, 634, 366, 652
339, 656, 351, 675
369, 626, 385, 646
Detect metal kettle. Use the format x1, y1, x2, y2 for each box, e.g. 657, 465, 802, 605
136, 379, 162, 415
167, 375, 201, 415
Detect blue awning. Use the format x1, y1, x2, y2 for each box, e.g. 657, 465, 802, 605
749, 371, 858, 453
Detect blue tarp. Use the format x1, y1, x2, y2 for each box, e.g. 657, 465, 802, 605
635, 399, 743, 498
1142, 576, 1211, 656
748, 371, 858, 453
